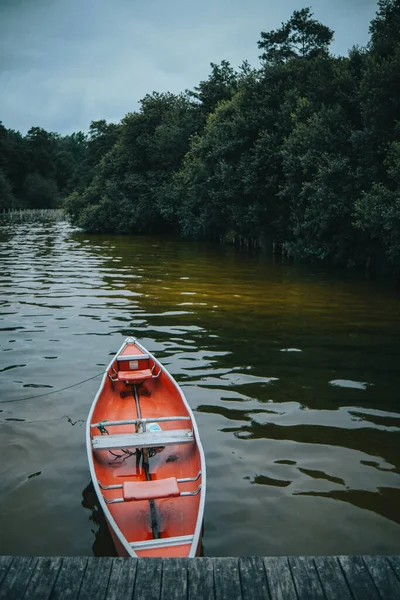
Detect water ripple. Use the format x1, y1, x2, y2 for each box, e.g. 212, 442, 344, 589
1, 220, 400, 557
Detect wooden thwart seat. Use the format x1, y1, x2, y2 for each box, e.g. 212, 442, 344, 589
92, 429, 194, 451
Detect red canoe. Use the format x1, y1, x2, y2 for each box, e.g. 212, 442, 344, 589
86, 337, 206, 557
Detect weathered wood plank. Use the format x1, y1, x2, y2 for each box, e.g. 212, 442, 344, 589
92, 429, 193, 451
78, 557, 113, 600
49, 557, 88, 600
0, 555, 400, 600
363, 556, 400, 597
213, 558, 242, 600
239, 557, 270, 600
338, 556, 380, 600
105, 558, 137, 600
133, 559, 163, 600
0, 557, 37, 600
263, 557, 298, 600
289, 556, 325, 599
0, 557, 13, 588
161, 558, 187, 600
23, 557, 62, 600
388, 557, 400, 581
313, 556, 353, 600
187, 558, 215, 600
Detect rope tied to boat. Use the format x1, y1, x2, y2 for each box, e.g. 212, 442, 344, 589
0, 370, 107, 404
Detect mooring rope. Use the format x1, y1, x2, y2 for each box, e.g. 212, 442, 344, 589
0, 371, 106, 404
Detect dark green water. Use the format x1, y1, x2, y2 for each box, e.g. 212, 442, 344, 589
1, 221, 400, 557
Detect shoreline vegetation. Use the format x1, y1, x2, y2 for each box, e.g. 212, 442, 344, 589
0, 208, 65, 223
1, 2, 400, 275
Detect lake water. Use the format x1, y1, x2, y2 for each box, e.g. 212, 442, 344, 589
1, 220, 400, 557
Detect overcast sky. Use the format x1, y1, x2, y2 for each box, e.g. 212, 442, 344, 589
0, 0, 378, 135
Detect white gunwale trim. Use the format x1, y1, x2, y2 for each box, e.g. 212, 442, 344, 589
86, 336, 206, 558
86, 338, 139, 558
129, 534, 194, 551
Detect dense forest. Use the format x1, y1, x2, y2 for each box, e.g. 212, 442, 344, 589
1, 1, 400, 273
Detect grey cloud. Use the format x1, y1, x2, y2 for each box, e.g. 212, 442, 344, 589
0, 0, 379, 134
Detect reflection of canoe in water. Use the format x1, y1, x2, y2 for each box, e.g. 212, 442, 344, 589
86, 337, 206, 558
81, 481, 117, 557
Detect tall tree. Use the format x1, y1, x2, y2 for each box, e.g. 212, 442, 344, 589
86, 120, 120, 167
258, 8, 334, 63
0, 170, 17, 209
187, 61, 238, 115
369, 0, 400, 57
65, 92, 201, 233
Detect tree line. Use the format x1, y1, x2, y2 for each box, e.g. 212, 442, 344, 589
1, 1, 400, 273
0, 120, 119, 211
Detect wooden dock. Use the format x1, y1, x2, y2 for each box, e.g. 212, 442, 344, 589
1, 555, 400, 599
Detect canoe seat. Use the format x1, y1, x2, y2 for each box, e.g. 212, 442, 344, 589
99, 472, 202, 504
92, 429, 194, 451
117, 369, 153, 383
123, 478, 180, 501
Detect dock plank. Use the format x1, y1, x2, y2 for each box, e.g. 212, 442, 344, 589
239, 557, 270, 600
313, 556, 353, 600
78, 557, 113, 600
49, 557, 88, 600
388, 556, 400, 581
289, 556, 325, 599
338, 556, 380, 600
213, 558, 242, 600
0, 556, 37, 600
0, 555, 399, 599
161, 558, 187, 600
105, 558, 137, 600
363, 556, 400, 598
0, 557, 13, 588
23, 557, 62, 600
133, 559, 162, 600
188, 557, 215, 600
263, 557, 298, 600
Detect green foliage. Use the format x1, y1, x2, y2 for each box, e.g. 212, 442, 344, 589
22, 173, 59, 208
369, 0, 400, 57
65, 92, 201, 233
175, 85, 277, 240
355, 142, 400, 267
0, 121, 90, 208
0, 170, 18, 210
280, 104, 362, 263
87, 120, 120, 168
26, 127, 57, 179
258, 8, 334, 63
187, 60, 239, 115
